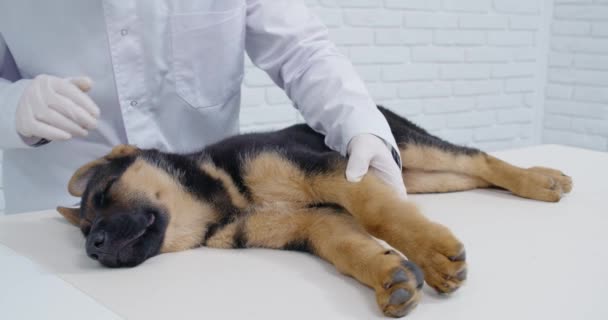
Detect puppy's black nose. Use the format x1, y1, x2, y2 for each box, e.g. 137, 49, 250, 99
86, 230, 108, 261
92, 231, 106, 248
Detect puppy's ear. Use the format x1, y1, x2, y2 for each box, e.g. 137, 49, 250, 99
67, 144, 140, 197
57, 206, 81, 226
68, 158, 108, 197
106, 144, 139, 159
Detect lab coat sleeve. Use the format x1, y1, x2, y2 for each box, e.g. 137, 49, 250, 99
0, 33, 32, 149
244, 0, 399, 157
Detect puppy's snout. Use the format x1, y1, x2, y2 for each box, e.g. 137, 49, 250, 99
84, 210, 163, 267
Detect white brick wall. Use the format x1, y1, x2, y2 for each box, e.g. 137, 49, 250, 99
241, 0, 547, 156
543, 0, 608, 151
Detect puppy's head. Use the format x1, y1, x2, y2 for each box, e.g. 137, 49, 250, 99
58, 145, 215, 268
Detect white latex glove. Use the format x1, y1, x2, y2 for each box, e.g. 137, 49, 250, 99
346, 134, 408, 199
15, 75, 100, 142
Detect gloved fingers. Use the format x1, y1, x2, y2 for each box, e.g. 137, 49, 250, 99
345, 149, 374, 182
48, 93, 98, 130
29, 119, 72, 141
28, 77, 54, 112
369, 157, 408, 199
35, 108, 88, 137
68, 77, 93, 92
345, 134, 407, 197
56, 78, 100, 118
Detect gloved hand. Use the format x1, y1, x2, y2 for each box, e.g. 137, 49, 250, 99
346, 134, 408, 199
15, 75, 100, 143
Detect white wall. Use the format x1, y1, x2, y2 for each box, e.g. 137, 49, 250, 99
543, 0, 608, 151
241, 0, 547, 153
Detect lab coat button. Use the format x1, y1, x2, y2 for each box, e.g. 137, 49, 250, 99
120, 29, 129, 36
130, 100, 138, 107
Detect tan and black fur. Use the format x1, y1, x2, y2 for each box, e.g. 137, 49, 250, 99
57, 106, 572, 318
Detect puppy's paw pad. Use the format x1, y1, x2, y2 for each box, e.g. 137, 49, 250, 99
377, 260, 423, 318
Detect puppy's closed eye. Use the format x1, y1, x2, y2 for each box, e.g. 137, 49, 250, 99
94, 178, 117, 208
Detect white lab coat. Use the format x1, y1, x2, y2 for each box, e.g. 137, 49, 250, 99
0, 0, 397, 214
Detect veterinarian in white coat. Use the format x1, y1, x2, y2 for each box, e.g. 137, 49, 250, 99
0, 1, 406, 214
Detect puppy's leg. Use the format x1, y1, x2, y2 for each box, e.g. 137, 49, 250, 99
384, 107, 572, 200
244, 153, 467, 295
400, 144, 572, 202
403, 170, 490, 194
206, 206, 424, 318
335, 186, 468, 295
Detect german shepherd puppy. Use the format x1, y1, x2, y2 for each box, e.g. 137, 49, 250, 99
58, 106, 572, 317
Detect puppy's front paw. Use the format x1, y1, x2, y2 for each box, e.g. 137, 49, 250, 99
409, 224, 467, 295
375, 255, 424, 318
